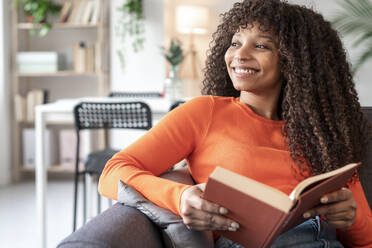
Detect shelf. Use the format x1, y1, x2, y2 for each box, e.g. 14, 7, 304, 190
12, 0, 108, 182
21, 165, 75, 174
18, 23, 99, 30
17, 71, 98, 77
18, 121, 74, 127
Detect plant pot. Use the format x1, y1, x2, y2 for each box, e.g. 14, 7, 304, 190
26, 15, 33, 23
25, 15, 47, 24
165, 65, 183, 101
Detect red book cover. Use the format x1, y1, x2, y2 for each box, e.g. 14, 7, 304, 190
203, 163, 360, 248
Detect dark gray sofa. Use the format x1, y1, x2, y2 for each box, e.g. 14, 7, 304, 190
58, 107, 372, 248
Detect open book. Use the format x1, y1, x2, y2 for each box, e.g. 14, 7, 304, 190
203, 162, 360, 248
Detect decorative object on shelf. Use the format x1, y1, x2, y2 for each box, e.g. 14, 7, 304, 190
73, 41, 96, 73
162, 39, 184, 101
116, 0, 145, 69
14, 0, 62, 36
331, 0, 372, 72
17, 51, 64, 73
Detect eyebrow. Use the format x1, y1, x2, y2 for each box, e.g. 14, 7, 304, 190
257, 35, 275, 43
232, 33, 275, 43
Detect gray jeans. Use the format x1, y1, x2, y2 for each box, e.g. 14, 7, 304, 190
215, 216, 344, 248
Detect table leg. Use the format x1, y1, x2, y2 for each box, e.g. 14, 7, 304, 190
35, 109, 46, 248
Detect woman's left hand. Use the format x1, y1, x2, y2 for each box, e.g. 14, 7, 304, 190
303, 187, 357, 230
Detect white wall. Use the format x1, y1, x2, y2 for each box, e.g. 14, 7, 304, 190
0, 0, 12, 185
110, 0, 165, 93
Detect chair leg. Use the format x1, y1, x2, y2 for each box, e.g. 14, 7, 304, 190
83, 172, 87, 225
73, 172, 79, 232
97, 192, 101, 215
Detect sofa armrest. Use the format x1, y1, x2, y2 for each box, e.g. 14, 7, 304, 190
57, 203, 164, 248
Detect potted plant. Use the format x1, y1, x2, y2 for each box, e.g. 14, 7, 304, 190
162, 38, 184, 69
162, 39, 184, 101
14, 0, 62, 36
332, 0, 372, 72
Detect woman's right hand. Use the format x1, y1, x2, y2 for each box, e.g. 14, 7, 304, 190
180, 183, 240, 231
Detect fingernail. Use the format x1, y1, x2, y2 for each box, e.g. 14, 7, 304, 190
303, 212, 310, 218
231, 222, 239, 229
219, 207, 228, 214
321, 197, 328, 203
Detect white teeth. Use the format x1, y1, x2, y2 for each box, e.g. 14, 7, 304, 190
234, 68, 257, 74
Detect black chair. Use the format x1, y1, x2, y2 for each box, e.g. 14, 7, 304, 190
72, 101, 152, 231
109, 92, 162, 98
169, 100, 185, 111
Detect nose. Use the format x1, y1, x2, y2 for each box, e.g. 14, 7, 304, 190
233, 44, 253, 62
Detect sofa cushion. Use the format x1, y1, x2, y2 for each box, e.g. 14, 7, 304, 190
360, 107, 372, 209
117, 180, 214, 248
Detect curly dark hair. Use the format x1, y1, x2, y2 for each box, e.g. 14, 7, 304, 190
202, 0, 371, 178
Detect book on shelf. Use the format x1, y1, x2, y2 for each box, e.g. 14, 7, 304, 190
14, 94, 27, 122
26, 89, 49, 122
86, 45, 95, 73
68, 0, 81, 24
90, 0, 100, 25
81, 0, 94, 24
94, 42, 102, 72
203, 163, 360, 248
67, 0, 97, 24
59, 1, 73, 23
74, 0, 88, 24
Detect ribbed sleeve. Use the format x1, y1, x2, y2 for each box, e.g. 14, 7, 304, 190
337, 180, 372, 247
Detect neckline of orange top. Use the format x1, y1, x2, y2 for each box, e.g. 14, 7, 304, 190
232, 97, 285, 126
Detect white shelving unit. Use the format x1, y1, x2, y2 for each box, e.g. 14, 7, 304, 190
11, 0, 110, 181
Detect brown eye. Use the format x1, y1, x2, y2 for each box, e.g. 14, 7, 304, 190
231, 42, 239, 47
256, 44, 268, 49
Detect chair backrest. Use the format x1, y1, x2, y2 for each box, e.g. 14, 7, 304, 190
109, 92, 162, 98
74, 102, 152, 131
169, 101, 185, 111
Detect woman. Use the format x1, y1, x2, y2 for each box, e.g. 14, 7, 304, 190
99, 0, 372, 247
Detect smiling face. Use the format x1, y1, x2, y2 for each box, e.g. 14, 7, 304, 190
225, 24, 282, 98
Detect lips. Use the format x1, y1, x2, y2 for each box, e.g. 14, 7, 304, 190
231, 65, 260, 76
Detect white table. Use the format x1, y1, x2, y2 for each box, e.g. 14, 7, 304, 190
35, 97, 173, 248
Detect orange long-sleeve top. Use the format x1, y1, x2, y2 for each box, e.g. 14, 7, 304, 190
99, 96, 372, 247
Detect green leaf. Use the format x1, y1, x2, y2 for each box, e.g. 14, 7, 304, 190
353, 46, 372, 72
332, 0, 372, 72
39, 23, 51, 36
24, 2, 32, 11
117, 50, 126, 69
162, 39, 184, 66
353, 31, 372, 47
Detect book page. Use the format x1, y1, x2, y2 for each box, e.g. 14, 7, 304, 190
289, 162, 359, 201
